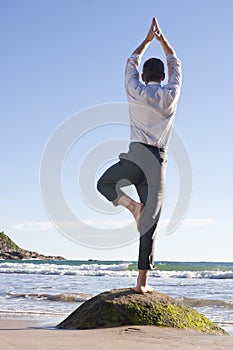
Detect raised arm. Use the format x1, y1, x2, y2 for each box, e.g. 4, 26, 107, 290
132, 18, 156, 56
153, 18, 175, 56
125, 17, 181, 99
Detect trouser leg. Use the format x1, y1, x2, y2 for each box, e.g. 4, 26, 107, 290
135, 182, 161, 270
135, 147, 166, 270
97, 158, 144, 206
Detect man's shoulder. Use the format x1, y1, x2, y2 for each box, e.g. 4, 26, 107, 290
126, 53, 142, 67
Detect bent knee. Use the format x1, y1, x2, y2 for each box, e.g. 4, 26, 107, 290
96, 176, 104, 194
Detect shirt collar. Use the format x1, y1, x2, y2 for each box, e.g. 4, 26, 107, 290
146, 81, 161, 86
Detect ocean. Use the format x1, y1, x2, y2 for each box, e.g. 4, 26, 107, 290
0, 260, 233, 335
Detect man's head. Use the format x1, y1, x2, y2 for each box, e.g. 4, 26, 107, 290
142, 58, 165, 83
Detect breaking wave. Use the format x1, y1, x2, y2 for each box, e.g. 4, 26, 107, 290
178, 297, 233, 309
0, 262, 233, 279
2, 292, 233, 311
2, 292, 91, 303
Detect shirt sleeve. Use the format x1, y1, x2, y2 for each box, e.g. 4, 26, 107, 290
125, 53, 146, 100
163, 54, 182, 101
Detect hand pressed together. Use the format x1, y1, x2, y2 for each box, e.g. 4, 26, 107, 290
145, 17, 163, 43
153, 18, 164, 41
132, 17, 174, 57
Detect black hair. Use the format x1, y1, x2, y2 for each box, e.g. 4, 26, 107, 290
142, 58, 164, 82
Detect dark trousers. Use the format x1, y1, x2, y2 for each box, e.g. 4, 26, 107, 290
97, 142, 167, 270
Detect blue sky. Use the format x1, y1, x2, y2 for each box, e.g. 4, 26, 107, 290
1, 0, 233, 261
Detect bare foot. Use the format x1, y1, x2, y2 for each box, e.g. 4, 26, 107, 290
145, 285, 154, 293
133, 202, 144, 231
117, 195, 144, 231
133, 285, 154, 294
133, 270, 152, 294
133, 286, 147, 294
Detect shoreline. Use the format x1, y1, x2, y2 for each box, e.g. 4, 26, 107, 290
1, 318, 233, 350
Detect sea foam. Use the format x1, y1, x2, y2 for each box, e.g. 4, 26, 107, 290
0, 262, 233, 279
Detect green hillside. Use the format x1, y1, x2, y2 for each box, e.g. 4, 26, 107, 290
0, 231, 23, 252
0, 231, 65, 260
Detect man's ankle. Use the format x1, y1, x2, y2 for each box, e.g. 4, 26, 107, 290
137, 269, 149, 285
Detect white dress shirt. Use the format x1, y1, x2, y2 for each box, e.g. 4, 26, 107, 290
125, 53, 182, 150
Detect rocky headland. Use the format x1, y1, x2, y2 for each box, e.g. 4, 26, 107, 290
0, 231, 65, 260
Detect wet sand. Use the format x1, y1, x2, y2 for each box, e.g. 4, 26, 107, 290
1, 319, 233, 350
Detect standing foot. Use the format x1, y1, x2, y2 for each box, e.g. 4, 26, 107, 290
133, 270, 153, 294
133, 285, 154, 294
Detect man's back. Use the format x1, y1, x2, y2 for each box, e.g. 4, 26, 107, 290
125, 44, 182, 149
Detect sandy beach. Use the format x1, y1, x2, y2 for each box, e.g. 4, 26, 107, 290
1, 319, 233, 350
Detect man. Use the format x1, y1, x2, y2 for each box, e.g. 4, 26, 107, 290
97, 18, 182, 293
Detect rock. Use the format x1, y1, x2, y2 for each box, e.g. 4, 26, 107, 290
57, 288, 227, 335
0, 231, 65, 260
